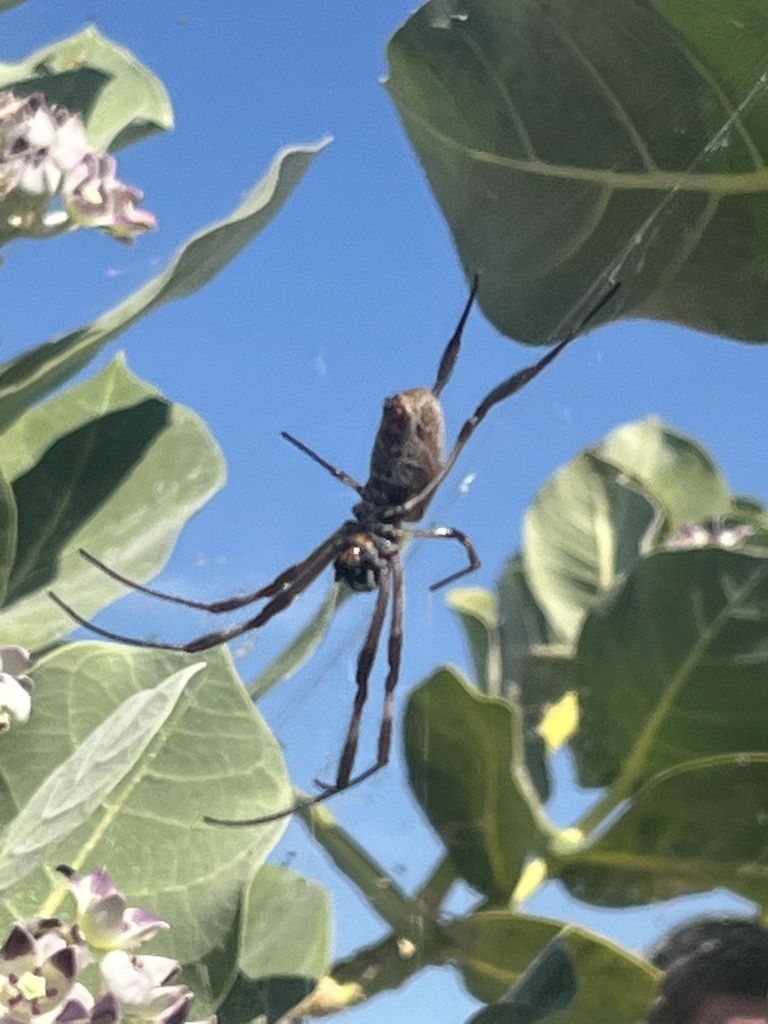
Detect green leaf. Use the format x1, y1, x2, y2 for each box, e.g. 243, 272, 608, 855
0, 662, 201, 889
0, 27, 172, 150
449, 912, 656, 1022
557, 754, 768, 908
523, 450, 657, 643
0, 138, 331, 433
0, 468, 16, 607
405, 666, 542, 903
0, 358, 224, 650
196, 865, 330, 1024
450, 913, 655, 1015
573, 548, 768, 789
249, 583, 349, 699
0, 68, 110, 121
239, 865, 331, 981
0, 642, 291, 967
496, 555, 556, 801
387, 0, 768, 343
218, 976, 315, 1024
445, 586, 501, 695
598, 418, 731, 534
467, 937, 576, 1024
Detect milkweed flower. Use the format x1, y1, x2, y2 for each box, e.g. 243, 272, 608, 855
0, 91, 155, 243
0, 871, 212, 1024
0, 646, 34, 732
0, 923, 78, 1024
100, 953, 213, 1024
57, 869, 168, 953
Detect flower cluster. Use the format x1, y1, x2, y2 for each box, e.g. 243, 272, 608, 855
0, 868, 211, 1024
0, 91, 155, 243
0, 647, 34, 733
663, 519, 755, 551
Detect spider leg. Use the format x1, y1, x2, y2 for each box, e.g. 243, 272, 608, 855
48, 528, 343, 652
400, 280, 621, 519
408, 526, 481, 590
432, 275, 480, 398
281, 431, 363, 494
333, 560, 392, 788
205, 555, 400, 827
76, 549, 288, 613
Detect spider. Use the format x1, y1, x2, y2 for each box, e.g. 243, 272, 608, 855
49, 277, 619, 825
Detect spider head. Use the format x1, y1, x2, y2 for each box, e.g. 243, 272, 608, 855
334, 533, 382, 592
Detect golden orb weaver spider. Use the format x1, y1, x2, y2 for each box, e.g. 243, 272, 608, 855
49, 277, 619, 824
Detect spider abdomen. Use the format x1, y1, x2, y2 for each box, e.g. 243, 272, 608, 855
361, 387, 445, 520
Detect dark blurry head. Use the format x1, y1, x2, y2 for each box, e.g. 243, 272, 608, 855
648, 917, 768, 1024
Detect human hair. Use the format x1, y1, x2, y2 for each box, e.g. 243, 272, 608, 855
647, 917, 768, 1023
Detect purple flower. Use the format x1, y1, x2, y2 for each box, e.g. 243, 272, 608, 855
64, 154, 156, 242
0, 924, 78, 1024
0, 90, 155, 242
58, 870, 168, 953
99, 954, 213, 1024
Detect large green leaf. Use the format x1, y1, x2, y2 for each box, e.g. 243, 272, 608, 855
557, 755, 768, 907
573, 548, 768, 789
387, 0, 768, 342
0, 138, 330, 433
523, 451, 657, 644
405, 667, 543, 903
0, 663, 200, 890
238, 866, 331, 981
0, 28, 172, 150
0, 642, 291, 968
449, 912, 656, 1022
213, 864, 331, 1024
0, 358, 224, 650
598, 418, 731, 533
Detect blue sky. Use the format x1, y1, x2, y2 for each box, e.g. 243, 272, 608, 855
4, 3, 768, 1022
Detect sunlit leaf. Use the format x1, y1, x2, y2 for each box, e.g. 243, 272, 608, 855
0, 663, 201, 889
387, 0, 768, 343
0, 642, 291, 967
0, 358, 224, 650
239, 866, 331, 980
598, 418, 731, 534
0, 27, 171, 149
523, 450, 656, 644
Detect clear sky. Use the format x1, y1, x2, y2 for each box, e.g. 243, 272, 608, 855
3, 3, 767, 1023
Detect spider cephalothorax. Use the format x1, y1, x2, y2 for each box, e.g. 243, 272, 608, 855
49, 276, 619, 824
334, 531, 386, 593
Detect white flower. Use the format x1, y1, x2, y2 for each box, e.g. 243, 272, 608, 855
0, 925, 77, 1024
0, 646, 34, 732
58, 869, 168, 952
